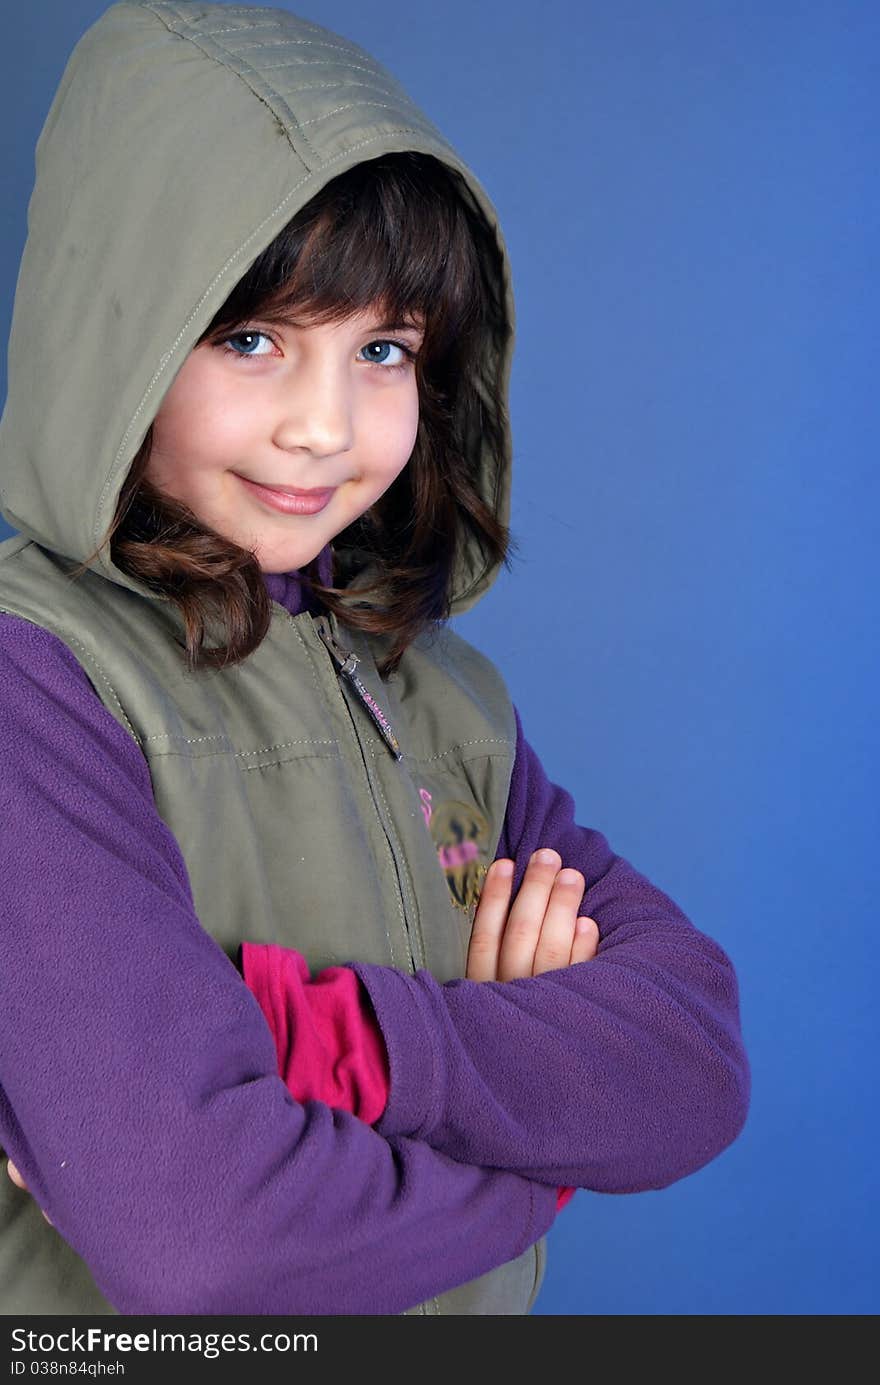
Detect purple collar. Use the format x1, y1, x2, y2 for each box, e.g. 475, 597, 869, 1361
262, 542, 333, 618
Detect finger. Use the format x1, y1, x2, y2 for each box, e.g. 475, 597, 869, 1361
532, 868, 587, 975
6, 1160, 26, 1191
7, 1159, 52, 1226
497, 848, 561, 982
570, 916, 600, 965
466, 858, 515, 982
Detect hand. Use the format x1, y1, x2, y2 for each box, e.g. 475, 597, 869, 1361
5, 1160, 53, 1226
466, 848, 600, 982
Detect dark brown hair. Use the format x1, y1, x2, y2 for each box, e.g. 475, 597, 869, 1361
70, 152, 517, 678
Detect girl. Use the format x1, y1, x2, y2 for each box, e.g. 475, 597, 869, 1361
0, 1, 750, 1316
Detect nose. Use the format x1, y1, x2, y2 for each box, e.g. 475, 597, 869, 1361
271, 357, 355, 460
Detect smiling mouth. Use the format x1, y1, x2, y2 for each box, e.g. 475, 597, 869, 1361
250, 481, 335, 497
235, 473, 337, 515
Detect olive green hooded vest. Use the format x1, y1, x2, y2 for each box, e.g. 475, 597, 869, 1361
0, 2, 547, 1314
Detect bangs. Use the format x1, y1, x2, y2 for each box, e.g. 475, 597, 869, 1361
199, 152, 486, 355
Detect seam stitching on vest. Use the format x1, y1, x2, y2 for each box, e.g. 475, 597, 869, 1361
142, 749, 339, 765
66, 639, 141, 745
0, 611, 142, 748
240, 751, 339, 769
365, 745, 428, 970
141, 733, 228, 744
286, 618, 335, 705
141, 733, 336, 752
407, 739, 515, 764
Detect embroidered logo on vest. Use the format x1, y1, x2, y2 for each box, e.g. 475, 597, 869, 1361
418, 787, 490, 912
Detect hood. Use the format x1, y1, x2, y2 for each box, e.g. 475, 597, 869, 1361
0, 1, 516, 617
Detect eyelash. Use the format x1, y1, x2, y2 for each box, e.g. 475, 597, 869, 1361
218, 329, 418, 374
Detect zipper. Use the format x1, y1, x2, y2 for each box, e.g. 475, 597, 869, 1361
309, 612, 421, 972
314, 621, 403, 761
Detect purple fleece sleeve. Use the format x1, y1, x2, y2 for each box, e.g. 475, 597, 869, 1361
351, 705, 751, 1193
0, 615, 556, 1315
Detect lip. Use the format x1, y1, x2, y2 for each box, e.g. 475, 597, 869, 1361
236, 474, 336, 515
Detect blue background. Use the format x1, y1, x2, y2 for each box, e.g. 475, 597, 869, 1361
2, 1, 876, 1315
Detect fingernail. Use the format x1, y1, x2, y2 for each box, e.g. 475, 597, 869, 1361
493, 859, 514, 877
535, 849, 557, 864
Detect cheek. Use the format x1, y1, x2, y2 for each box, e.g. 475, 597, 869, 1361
360, 388, 419, 479
406, 393, 420, 449
153, 358, 239, 449
153, 396, 239, 471
392, 385, 420, 459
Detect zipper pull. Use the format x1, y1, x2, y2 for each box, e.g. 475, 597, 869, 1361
316, 622, 403, 761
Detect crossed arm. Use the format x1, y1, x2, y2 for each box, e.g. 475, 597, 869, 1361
6, 701, 750, 1213
6, 847, 598, 1216
0, 619, 750, 1310
235, 706, 750, 1196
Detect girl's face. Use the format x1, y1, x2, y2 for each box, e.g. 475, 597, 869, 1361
145, 306, 425, 573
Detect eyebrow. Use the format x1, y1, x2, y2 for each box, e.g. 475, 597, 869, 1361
372, 320, 425, 334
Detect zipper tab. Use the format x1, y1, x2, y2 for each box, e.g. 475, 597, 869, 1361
316, 621, 403, 761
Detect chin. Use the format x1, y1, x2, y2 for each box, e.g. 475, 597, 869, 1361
254, 543, 323, 574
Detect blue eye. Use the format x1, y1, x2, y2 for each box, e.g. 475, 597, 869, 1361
358, 340, 416, 371
221, 330, 274, 358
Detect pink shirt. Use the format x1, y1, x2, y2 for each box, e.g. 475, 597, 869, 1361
240, 939, 576, 1212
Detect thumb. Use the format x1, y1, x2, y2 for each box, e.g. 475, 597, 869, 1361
7, 1160, 53, 1226
6, 1159, 26, 1190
